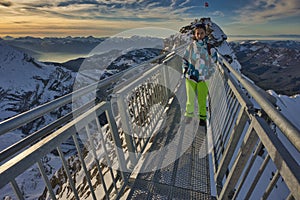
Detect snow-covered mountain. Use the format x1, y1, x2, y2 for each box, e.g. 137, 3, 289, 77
230, 40, 300, 95
0, 41, 163, 145
0, 43, 75, 134
0, 36, 105, 62
0, 35, 164, 63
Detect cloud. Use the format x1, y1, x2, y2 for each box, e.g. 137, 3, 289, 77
237, 0, 300, 23
210, 11, 225, 17
1, 0, 201, 25
0, 0, 12, 7
7, 0, 192, 22
1, 0, 198, 37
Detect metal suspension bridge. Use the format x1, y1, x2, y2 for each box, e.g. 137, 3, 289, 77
0, 44, 299, 200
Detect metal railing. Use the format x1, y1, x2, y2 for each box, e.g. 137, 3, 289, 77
208, 54, 300, 200
0, 101, 126, 200
110, 53, 182, 169
0, 48, 180, 199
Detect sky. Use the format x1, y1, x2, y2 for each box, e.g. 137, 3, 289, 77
0, 0, 300, 38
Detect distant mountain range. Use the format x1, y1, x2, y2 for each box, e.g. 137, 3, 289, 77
229, 34, 300, 39
0, 35, 164, 62
0, 40, 163, 135
230, 40, 300, 95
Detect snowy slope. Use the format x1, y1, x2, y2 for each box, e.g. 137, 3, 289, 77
0, 43, 75, 124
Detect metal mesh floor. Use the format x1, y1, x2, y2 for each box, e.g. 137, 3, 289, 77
126, 127, 212, 200
125, 90, 213, 200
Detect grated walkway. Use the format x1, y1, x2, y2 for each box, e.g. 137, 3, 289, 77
124, 82, 213, 200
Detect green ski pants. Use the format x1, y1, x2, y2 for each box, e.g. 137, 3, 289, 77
184, 79, 208, 119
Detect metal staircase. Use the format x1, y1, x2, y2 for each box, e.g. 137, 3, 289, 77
0, 45, 299, 200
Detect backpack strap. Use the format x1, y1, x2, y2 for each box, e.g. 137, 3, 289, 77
207, 42, 212, 55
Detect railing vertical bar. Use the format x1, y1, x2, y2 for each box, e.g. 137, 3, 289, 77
222, 99, 241, 148
10, 179, 24, 200
209, 72, 225, 173
286, 193, 295, 200
211, 95, 225, 148
213, 87, 230, 156
57, 146, 80, 200
150, 79, 158, 123
105, 107, 128, 181
261, 170, 280, 200
220, 55, 300, 151
251, 116, 300, 200
154, 77, 160, 120
244, 154, 271, 200
133, 87, 142, 151
136, 86, 144, 141
85, 127, 111, 199
222, 99, 240, 146
141, 83, 151, 138
150, 78, 158, 135
232, 141, 263, 199
130, 93, 139, 153
139, 85, 146, 148
162, 64, 170, 100
37, 160, 57, 200
94, 118, 118, 194
214, 87, 231, 147
215, 96, 238, 161
147, 82, 156, 135
218, 90, 236, 140
215, 108, 249, 184
218, 124, 258, 199
72, 134, 97, 200
116, 94, 137, 168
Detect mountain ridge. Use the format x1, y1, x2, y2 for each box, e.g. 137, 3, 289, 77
230, 40, 300, 95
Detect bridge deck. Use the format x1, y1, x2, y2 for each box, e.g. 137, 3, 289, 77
123, 82, 214, 199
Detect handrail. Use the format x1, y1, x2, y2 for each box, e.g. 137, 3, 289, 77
0, 49, 175, 136
218, 54, 300, 152
0, 45, 187, 200
209, 55, 300, 199
0, 100, 95, 162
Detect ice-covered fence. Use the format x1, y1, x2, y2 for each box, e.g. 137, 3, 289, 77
208, 54, 300, 200
0, 101, 127, 199
110, 51, 183, 169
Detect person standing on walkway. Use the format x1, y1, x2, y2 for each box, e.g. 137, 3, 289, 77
182, 24, 212, 126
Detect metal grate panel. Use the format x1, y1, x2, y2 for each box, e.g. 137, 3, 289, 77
127, 125, 212, 199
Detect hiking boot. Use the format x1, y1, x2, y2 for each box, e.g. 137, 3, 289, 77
199, 119, 206, 127
185, 116, 193, 124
